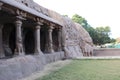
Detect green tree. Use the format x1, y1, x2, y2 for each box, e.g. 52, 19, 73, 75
95, 26, 113, 45
72, 14, 88, 29
72, 14, 115, 45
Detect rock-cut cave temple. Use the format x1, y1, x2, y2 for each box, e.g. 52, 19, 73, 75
0, 0, 93, 80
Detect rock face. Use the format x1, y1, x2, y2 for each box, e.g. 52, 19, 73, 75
47, 10, 93, 58
75, 23, 94, 56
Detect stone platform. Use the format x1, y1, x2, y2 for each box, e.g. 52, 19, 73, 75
0, 52, 64, 80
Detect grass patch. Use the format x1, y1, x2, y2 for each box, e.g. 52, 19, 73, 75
37, 59, 120, 80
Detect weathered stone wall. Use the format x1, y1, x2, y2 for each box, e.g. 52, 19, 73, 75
0, 52, 64, 80
94, 48, 120, 56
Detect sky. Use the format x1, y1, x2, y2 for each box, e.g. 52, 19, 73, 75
34, 0, 120, 38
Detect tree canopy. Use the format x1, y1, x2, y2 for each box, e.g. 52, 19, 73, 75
72, 14, 88, 29
72, 14, 115, 45
94, 26, 113, 45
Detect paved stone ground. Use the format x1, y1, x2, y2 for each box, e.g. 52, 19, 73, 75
19, 60, 72, 80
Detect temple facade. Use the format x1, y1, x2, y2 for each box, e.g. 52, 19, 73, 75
0, 0, 93, 80
0, 0, 63, 58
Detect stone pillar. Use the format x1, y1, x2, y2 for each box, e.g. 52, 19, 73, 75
44, 31, 49, 52
14, 16, 24, 56
58, 28, 62, 51
0, 2, 3, 10
0, 24, 5, 58
34, 22, 42, 54
47, 26, 54, 53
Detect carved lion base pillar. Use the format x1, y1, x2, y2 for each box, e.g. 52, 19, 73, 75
14, 16, 24, 56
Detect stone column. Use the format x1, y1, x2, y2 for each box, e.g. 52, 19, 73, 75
0, 24, 5, 58
0, 2, 3, 10
58, 28, 62, 51
14, 16, 24, 56
47, 26, 54, 53
44, 31, 49, 52
34, 22, 42, 54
